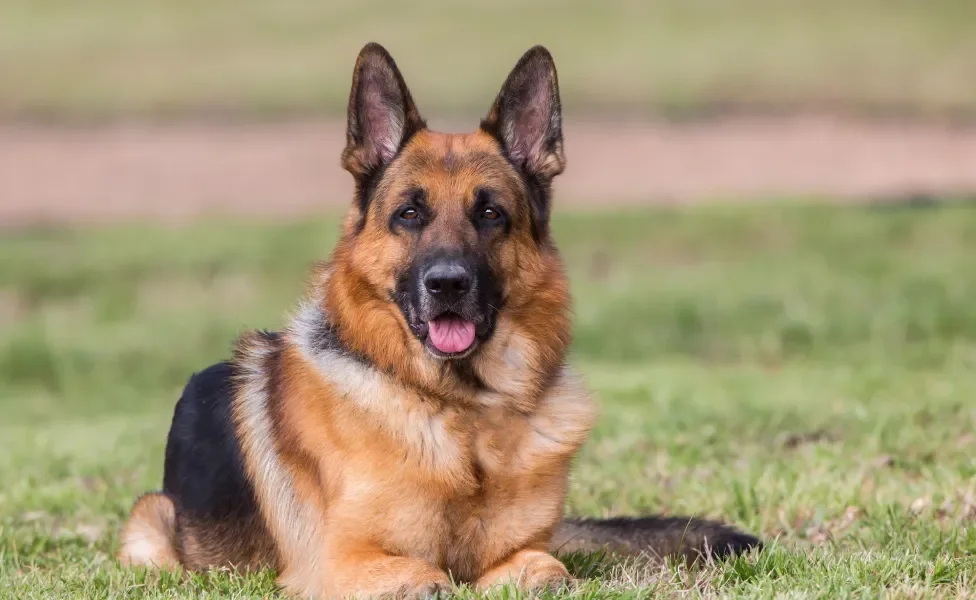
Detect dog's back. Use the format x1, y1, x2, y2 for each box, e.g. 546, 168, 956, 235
119, 360, 277, 571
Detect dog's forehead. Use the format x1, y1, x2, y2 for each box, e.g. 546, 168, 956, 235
413, 129, 501, 156
398, 130, 512, 181
373, 129, 524, 213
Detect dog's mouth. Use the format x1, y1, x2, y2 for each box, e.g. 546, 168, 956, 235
418, 311, 477, 358
407, 309, 493, 360
428, 312, 476, 354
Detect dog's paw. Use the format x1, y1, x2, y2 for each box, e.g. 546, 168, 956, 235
404, 579, 451, 600
476, 550, 573, 595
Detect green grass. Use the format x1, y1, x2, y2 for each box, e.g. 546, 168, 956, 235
2, 204, 976, 598
2, 0, 976, 120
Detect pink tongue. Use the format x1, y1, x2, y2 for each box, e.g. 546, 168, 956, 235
428, 315, 476, 354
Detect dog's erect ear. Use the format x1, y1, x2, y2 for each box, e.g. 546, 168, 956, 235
342, 43, 426, 183
481, 46, 565, 183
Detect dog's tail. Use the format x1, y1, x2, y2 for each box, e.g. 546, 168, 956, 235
551, 515, 761, 562
117, 492, 181, 569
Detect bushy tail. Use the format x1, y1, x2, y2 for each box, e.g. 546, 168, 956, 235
117, 492, 181, 569
551, 515, 761, 562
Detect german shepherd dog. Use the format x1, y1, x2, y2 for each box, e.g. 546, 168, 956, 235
117, 43, 760, 598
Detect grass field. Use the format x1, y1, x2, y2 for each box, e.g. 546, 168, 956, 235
3, 0, 976, 120
2, 204, 976, 598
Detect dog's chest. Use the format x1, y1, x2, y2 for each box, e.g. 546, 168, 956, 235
325, 360, 595, 579
370, 397, 589, 581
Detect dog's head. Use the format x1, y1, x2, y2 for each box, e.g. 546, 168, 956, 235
335, 43, 566, 361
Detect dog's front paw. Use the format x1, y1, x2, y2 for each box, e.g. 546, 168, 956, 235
403, 577, 451, 600
476, 549, 573, 594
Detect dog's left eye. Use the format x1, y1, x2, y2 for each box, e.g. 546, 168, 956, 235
473, 189, 506, 228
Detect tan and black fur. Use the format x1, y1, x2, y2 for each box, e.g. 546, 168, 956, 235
117, 43, 760, 599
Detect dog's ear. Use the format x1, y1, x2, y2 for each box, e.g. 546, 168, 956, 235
481, 46, 565, 183
342, 43, 426, 185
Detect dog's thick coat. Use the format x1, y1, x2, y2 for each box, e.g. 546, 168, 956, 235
118, 43, 760, 599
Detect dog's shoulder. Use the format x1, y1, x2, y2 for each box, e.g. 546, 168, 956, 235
529, 366, 598, 453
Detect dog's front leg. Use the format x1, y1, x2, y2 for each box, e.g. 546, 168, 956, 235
475, 547, 573, 594
318, 541, 452, 600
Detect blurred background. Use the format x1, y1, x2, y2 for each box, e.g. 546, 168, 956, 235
2, 2, 976, 596
3, 0, 976, 224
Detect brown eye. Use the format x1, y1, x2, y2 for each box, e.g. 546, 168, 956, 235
400, 207, 418, 220
481, 207, 499, 220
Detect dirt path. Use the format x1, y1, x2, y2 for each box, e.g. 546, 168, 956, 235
3, 115, 976, 227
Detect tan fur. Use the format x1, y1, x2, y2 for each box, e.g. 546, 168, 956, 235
118, 492, 180, 570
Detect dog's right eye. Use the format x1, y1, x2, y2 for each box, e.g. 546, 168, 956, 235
393, 205, 426, 229
392, 189, 428, 229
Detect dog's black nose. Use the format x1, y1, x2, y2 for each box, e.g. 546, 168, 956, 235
423, 262, 473, 303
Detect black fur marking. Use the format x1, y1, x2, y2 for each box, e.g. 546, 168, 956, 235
519, 161, 553, 243
163, 362, 252, 520
353, 163, 386, 233
556, 515, 762, 562
448, 360, 489, 391
163, 359, 278, 569
301, 303, 373, 367
393, 264, 416, 325
303, 313, 346, 355
474, 258, 504, 336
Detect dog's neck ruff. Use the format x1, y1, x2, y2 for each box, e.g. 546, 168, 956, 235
283, 290, 595, 450
287, 297, 394, 399
289, 297, 367, 365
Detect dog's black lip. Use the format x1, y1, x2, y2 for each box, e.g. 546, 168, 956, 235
409, 317, 429, 339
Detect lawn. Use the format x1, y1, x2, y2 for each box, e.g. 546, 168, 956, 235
1, 204, 975, 598
2, 0, 976, 120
